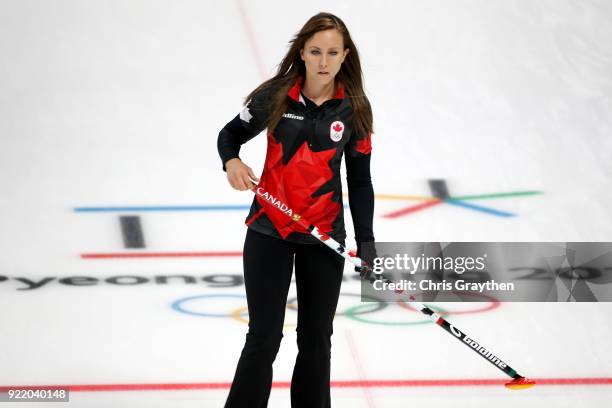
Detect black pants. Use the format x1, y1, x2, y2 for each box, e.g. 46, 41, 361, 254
224, 228, 345, 408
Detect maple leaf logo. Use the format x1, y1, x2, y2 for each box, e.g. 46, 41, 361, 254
333, 123, 343, 132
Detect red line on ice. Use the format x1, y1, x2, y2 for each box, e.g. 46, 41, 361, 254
235, 0, 268, 79
382, 199, 443, 218
2, 378, 611, 392
81, 251, 243, 259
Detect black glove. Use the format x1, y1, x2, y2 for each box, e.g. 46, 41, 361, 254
355, 241, 377, 281
354, 242, 402, 294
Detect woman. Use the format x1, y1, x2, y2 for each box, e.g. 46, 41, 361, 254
217, 12, 375, 408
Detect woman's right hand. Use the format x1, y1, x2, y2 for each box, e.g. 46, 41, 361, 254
225, 158, 260, 191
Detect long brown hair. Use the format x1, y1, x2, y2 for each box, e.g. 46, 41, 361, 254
245, 12, 373, 138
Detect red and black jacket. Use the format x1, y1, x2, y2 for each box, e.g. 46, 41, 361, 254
217, 76, 374, 247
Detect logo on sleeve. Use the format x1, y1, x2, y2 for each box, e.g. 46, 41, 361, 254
330, 121, 344, 142
240, 105, 253, 123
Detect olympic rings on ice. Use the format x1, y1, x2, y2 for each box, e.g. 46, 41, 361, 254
171, 292, 500, 326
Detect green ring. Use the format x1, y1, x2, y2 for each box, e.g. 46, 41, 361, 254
343, 302, 449, 326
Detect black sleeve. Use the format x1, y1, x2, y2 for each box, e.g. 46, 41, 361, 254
344, 132, 375, 255
217, 87, 274, 171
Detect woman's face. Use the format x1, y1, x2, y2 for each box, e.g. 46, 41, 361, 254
300, 29, 349, 86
